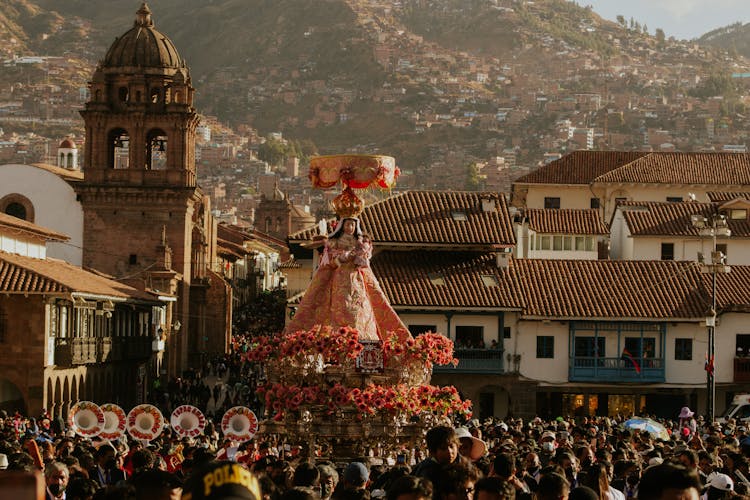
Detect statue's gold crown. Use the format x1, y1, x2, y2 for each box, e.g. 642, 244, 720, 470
332, 187, 364, 219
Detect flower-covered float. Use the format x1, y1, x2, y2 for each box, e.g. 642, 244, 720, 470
250, 155, 471, 460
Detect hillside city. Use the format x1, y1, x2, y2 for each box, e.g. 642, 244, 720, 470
2, 0, 750, 222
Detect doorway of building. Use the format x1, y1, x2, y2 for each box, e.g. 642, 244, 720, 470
0, 378, 25, 414
478, 385, 510, 418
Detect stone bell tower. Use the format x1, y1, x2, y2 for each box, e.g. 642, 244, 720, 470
75, 3, 205, 374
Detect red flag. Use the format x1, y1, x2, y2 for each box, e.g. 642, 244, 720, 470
705, 352, 714, 375
622, 348, 641, 374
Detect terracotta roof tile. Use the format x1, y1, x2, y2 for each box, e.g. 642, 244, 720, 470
371, 251, 525, 309
513, 259, 707, 320
289, 191, 516, 247
514, 151, 648, 184
295, 251, 747, 319
0, 251, 155, 301
707, 192, 750, 202
515, 152, 750, 187
620, 201, 750, 238
594, 153, 750, 185
710, 265, 750, 313
526, 209, 609, 235
0, 213, 69, 241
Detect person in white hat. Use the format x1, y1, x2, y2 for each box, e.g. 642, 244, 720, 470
705, 472, 734, 500
454, 427, 488, 462
539, 430, 557, 465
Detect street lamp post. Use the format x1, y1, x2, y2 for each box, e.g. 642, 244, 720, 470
691, 212, 731, 423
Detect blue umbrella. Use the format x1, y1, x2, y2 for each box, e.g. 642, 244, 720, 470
624, 417, 670, 441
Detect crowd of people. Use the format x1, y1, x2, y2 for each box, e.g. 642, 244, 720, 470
149, 351, 263, 421
1, 394, 750, 500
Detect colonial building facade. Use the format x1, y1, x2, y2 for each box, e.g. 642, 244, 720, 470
0, 213, 165, 416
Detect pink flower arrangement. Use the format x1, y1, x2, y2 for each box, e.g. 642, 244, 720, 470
247, 325, 363, 365
257, 381, 471, 421
382, 330, 458, 368
248, 325, 471, 425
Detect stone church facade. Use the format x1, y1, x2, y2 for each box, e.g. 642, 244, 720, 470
75, 3, 230, 373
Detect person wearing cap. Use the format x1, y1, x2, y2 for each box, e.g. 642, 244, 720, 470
540, 430, 557, 465
705, 472, 734, 500
341, 462, 370, 492
455, 427, 488, 463
182, 460, 261, 500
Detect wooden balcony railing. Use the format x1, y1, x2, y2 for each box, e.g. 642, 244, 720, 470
569, 356, 665, 382
54, 336, 152, 366
433, 348, 505, 374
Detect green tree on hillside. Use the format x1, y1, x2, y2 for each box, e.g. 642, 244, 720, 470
258, 138, 287, 166
466, 163, 481, 191
655, 28, 665, 44
689, 73, 738, 100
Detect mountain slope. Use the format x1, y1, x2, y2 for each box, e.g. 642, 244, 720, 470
698, 22, 750, 58
3, 0, 749, 175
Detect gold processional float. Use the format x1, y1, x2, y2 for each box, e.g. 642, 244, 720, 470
65, 156, 471, 462
252, 154, 471, 461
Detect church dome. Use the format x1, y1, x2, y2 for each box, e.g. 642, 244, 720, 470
59, 138, 76, 149
103, 3, 183, 70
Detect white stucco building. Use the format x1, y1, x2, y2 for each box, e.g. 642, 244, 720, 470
0, 163, 84, 266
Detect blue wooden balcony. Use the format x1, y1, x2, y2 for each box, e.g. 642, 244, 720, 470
433, 348, 504, 374
569, 356, 665, 382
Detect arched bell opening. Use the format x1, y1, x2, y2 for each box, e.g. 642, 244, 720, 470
146, 129, 168, 170
108, 128, 130, 169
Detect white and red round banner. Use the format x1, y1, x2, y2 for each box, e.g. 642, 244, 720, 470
126, 404, 165, 442
221, 406, 258, 442
99, 403, 127, 441
69, 401, 105, 438
170, 405, 206, 438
